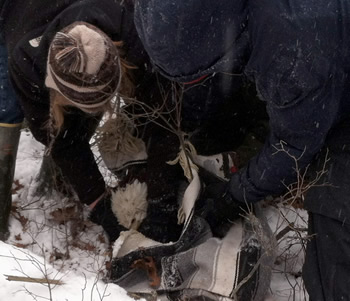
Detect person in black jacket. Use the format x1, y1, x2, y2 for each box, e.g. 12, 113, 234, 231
0, 0, 190, 243
134, 0, 350, 299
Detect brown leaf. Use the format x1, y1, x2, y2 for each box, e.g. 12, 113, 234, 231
49, 206, 79, 225
98, 234, 106, 244
11, 180, 24, 194
13, 242, 34, 248
131, 256, 160, 288
11, 210, 28, 230
71, 240, 96, 252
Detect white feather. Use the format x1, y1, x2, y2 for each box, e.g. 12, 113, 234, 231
111, 180, 148, 230
177, 168, 201, 225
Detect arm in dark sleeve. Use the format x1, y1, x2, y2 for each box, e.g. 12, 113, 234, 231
49, 111, 106, 205
229, 60, 342, 203
9, 65, 106, 205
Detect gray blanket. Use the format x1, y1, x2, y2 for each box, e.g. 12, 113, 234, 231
110, 203, 275, 301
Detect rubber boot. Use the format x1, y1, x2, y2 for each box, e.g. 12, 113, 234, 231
0, 123, 21, 241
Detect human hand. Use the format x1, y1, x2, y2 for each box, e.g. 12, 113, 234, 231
196, 166, 246, 236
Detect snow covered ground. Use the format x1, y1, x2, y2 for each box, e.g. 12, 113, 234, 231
0, 130, 309, 300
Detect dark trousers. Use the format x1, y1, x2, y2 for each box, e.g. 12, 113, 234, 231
0, 38, 23, 124
303, 213, 350, 301
303, 120, 350, 300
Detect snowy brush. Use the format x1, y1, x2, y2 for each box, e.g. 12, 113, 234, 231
111, 180, 148, 230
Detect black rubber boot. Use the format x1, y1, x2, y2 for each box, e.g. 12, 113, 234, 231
0, 124, 21, 241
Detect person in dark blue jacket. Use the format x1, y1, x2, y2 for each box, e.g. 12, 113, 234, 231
134, 0, 350, 299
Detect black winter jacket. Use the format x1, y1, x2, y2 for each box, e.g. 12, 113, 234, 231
134, 0, 350, 219
0, 0, 152, 205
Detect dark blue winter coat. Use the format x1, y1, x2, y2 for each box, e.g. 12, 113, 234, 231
134, 0, 350, 208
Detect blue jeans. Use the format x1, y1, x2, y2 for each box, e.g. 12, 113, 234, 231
0, 38, 23, 125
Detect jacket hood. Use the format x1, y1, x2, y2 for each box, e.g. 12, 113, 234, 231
134, 0, 248, 83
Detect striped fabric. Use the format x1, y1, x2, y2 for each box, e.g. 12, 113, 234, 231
111, 196, 275, 301
45, 22, 121, 109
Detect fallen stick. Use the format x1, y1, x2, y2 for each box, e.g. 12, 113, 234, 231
4, 274, 64, 285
